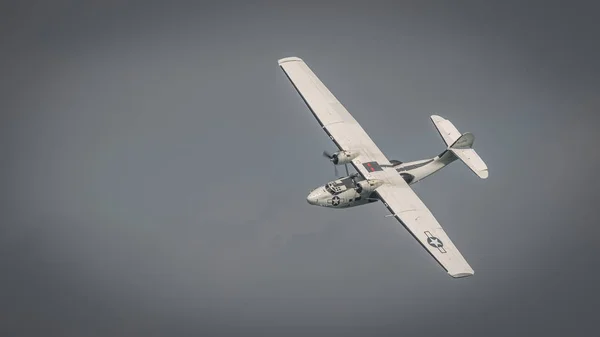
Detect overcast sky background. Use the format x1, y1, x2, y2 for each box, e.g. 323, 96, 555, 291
1, 1, 599, 336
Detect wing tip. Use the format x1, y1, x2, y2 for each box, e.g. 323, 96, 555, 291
449, 271, 474, 279
430, 114, 445, 122
278, 56, 303, 65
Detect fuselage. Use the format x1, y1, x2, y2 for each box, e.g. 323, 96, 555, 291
306, 174, 377, 207
307, 150, 458, 208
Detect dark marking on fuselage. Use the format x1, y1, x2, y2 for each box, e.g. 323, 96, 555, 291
367, 192, 380, 202
400, 173, 415, 184
396, 159, 434, 172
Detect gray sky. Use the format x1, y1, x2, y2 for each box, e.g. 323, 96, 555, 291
1, 1, 599, 336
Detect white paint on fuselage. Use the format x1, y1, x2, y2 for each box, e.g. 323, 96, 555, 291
307, 150, 459, 209
306, 184, 373, 208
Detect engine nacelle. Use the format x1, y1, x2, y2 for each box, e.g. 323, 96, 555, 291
355, 179, 384, 194
331, 150, 359, 165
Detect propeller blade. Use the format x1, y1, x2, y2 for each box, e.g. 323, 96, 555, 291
322, 151, 334, 159
334, 165, 339, 177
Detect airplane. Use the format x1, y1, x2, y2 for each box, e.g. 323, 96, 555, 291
278, 56, 488, 278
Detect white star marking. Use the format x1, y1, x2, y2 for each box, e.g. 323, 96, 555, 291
429, 238, 441, 247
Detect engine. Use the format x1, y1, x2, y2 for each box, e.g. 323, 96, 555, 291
355, 179, 384, 194
330, 150, 359, 165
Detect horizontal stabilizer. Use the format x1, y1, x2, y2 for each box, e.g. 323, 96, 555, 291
451, 148, 488, 179
449, 133, 488, 179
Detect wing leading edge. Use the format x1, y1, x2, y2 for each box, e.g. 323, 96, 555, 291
278, 56, 474, 278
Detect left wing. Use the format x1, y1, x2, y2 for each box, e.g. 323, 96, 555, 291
279, 56, 474, 278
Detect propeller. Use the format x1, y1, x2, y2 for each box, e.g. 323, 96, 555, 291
322, 150, 339, 176
322, 150, 338, 163
322, 150, 353, 177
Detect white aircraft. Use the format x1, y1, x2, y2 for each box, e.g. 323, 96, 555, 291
278, 56, 488, 278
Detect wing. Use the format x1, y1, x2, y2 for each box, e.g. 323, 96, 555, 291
278, 56, 390, 165
279, 56, 474, 278
375, 181, 475, 278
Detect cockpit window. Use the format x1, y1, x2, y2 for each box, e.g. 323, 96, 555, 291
325, 182, 343, 195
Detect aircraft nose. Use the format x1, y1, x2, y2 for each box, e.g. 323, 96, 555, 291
306, 190, 319, 205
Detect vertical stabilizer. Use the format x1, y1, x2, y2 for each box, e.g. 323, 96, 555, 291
431, 115, 461, 147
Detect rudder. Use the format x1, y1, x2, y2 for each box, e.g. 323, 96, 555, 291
431, 115, 461, 146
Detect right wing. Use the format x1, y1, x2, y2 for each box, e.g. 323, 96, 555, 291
375, 180, 475, 278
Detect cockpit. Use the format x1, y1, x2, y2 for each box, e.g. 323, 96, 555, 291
307, 174, 375, 207
324, 176, 361, 195
324, 182, 342, 195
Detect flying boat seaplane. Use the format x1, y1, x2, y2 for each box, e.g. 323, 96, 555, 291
278, 56, 488, 278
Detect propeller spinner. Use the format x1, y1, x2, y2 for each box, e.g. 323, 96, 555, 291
322, 150, 341, 176
322, 150, 358, 177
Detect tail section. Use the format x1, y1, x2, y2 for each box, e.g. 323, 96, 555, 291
431, 115, 489, 179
